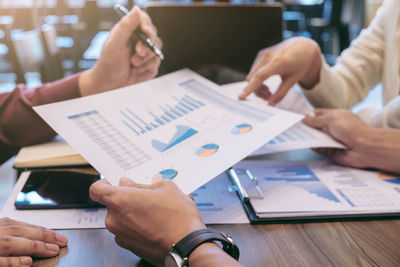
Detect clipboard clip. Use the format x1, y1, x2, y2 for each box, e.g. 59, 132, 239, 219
227, 168, 264, 201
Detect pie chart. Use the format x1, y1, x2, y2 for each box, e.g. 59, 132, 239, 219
196, 144, 219, 157
152, 169, 178, 184
378, 173, 400, 185
232, 124, 252, 135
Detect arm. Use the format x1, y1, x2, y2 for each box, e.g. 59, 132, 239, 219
304, 109, 400, 174
240, 5, 386, 108
0, 6, 161, 164
302, 5, 386, 109
90, 179, 242, 267
0, 75, 80, 164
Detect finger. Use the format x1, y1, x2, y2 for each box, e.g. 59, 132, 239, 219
303, 114, 330, 129
89, 180, 120, 207
0, 226, 67, 247
313, 109, 333, 116
0, 256, 32, 267
110, 6, 141, 47
267, 76, 298, 106
0, 218, 45, 230
188, 194, 195, 202
239, 63, 276, 100
254, 86, 272, 101
247, 49, 274, 80
131, 49, 156, 67
119, 177, 154, 189
0, 236, 60, 258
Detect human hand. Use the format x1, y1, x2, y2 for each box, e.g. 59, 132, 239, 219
79, 6, 162, 96
239, 37, 322, 105
89, 178, 205, 266
303, 109, 374, 169
0, 217, 68, 266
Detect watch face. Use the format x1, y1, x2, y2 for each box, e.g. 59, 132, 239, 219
164, 251, 183, 267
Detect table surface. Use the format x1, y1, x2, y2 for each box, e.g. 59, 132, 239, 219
27, 150, 400, 266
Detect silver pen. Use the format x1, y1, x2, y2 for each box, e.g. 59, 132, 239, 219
114, 4, 164, 60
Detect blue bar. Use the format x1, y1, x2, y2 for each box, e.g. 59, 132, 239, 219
68, 110, 97, 119
182, 97, 199, 109
126, 108, 152, 130
155, 118, 164, 125
150, 122, 158, 128
185, 95, 205, 106
337, 189, 355, 207
122, 120, 140, 136
179, 101, 194, 112
161, 115, 170, 123
167, 104, 182, 116
268, 139, 277, 145
120, 110, 146, 133
165, 111, 176, 120
276, 136, 286, 143
175, 105, 188, 114
169, 108, 182, 117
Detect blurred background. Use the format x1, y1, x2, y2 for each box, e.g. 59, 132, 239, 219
0, 0, 383, 92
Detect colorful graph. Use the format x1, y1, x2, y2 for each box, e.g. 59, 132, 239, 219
378, 173, 400, 185
152, 169, 178, 184
151, 125, 198, 152
264, 165, 341, 203
196, 144, 219, 157
232, 124, 253, 135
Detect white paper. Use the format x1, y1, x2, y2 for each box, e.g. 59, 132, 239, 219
33, 69, 302, 194
195, 172, 249, 224
0, 172, 106, 230
233, 160, 400, 217
219, 78, 345, 155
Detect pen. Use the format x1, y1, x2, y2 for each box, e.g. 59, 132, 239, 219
113, 4, 164, 60
227, 168, 250, 203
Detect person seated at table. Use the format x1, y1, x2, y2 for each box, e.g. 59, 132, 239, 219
0, 6, 161, 266
89, 107, 400, 267
240, 0, 400, 129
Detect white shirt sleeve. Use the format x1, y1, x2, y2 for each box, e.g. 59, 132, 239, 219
301, 5, 387, 109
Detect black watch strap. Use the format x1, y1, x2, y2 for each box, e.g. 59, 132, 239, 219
172, 228, 240, 261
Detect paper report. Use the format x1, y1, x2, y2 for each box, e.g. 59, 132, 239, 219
34, 69, 302, 194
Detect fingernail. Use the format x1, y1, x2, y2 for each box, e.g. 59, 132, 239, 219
55, 233, 68, 245
46, 243, 60, 252
20, 256, 32, 265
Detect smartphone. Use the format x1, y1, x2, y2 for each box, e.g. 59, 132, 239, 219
14, 171, 104, 210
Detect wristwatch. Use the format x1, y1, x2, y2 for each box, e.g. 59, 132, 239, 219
165, 228, 240, 267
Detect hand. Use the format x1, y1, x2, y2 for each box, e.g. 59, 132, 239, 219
89, 178, 205, 266
0, 217, 68, 267
79, 6, 162, 96
239, 37, 322, 105
303, 109, 374, 168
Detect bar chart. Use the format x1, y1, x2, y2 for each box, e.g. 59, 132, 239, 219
121, 94, 205, 136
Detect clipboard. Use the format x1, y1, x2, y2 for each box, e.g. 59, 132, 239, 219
227, 168, 400, 224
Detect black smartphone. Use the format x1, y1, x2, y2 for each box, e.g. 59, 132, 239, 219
14, 171, 104, 210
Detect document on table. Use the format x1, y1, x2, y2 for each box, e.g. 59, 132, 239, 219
0, 172, 106, 229
34, 69, 302, 194
219, 79, 345, 155
234, 160, 400, 217
194, 172, 249, 224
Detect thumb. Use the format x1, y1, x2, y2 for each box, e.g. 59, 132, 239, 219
119, 177, 153, 189
111, 6, 141, 46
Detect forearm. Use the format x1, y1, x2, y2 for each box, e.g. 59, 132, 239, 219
357, 128, 400, 173
0, 74, 81, 163
189, 243, 242, 267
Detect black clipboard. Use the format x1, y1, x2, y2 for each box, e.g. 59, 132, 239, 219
226, 168, 400, 225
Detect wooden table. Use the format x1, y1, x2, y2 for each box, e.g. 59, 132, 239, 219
30, 150, 400, 266
33, 220, 400, 266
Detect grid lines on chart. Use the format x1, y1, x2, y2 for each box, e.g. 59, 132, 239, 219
68, 110, 150, 171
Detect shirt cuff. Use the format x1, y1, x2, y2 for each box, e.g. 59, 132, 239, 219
24, 73, 81, 106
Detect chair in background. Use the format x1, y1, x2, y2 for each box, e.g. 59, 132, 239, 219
11, 29, 52, 85
40, 24, 64, 81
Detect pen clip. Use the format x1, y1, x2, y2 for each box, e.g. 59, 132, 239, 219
227, 168, 249, 202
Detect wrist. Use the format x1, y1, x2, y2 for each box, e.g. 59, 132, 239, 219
78, 69, 95, 96
188, 242, 224, 265
298, 41, 322, 89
